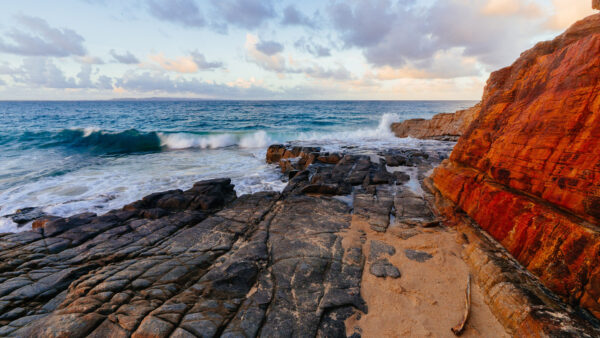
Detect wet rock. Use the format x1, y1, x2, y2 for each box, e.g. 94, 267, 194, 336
393, 171, 411, 184
31, 216, 62, 230
6, 207, 49, 225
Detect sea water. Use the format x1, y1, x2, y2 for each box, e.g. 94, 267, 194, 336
0, 100, 475, 232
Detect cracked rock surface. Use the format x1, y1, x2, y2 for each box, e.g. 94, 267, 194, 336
0, 143, 598, 337
0, 178, 364, 337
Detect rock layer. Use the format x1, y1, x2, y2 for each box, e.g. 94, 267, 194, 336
431, 14, 600, 318
391, 104, 480, 141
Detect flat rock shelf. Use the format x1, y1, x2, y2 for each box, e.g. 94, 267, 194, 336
0, 142, 598, 337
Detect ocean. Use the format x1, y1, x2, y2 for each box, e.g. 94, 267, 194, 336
0, 100, 475, 233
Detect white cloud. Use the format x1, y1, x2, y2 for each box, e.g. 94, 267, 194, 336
149, 52, 223, 73
0, 15, 86, 57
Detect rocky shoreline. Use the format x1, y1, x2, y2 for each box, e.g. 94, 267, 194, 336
1, 5, 600, 338
0, 141, 598, 336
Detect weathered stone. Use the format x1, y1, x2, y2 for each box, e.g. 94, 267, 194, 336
391, 104, 480, 140
369, 240, 395, 261
369, 259, 401, 279
6, 207, 48, 225
432, 13, 600, 318
404, 249, 433, 262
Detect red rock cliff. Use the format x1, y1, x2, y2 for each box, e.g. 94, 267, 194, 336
432, 13, 600, 319
391, 104, 480, 140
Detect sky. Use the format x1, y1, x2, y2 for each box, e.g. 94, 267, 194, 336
0, 0, 595, 100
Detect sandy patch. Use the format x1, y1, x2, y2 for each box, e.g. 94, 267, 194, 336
343, 216, 509, 337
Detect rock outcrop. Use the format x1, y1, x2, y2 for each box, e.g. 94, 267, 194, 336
390, 104, 480, 141
431, 13, 600, 319
0, 141, 598, 336
594, 0, 599, 10
0, 178, 366, 337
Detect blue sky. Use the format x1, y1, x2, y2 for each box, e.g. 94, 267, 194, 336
0, 0, 595, 100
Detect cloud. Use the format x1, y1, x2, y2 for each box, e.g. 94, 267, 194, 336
329, 0, 397, 48
212, 0, 275, 29
255, 40, 284, 56
0, 15, 86, 57
245, 34, 353, 82
546, 0, 596, 30
150, 53, 198, 73
11, 58, 111, 89
303, 64, 352, 81
0, 62, 15, 74
76, 55, 105, 64
0, 78, 5, 86
328, 0, 551, 71
373, 48, 482, 80
114, 70, 275, 98
110, 50, 140, 64
294, 38, 331, 57
190, 51, 223, 69
481, 0, 542, 17
281, 5, 317, 28
147, 0, 205, 28
150, 52, 223, 73
245, 34, 286, 72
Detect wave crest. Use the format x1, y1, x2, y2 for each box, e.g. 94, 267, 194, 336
53, 129, 162, 154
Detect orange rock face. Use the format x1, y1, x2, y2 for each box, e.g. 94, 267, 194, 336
594, 0, 600, 10
391, 104, 479, 140
432, 14, 600, 319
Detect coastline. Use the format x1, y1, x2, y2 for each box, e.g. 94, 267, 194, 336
1, 5, 600, 337
0, 141, 598, 336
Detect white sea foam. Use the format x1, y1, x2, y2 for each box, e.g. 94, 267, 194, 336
158, 131, 272, 150
239, 130, 272, 149
159, 133, 237, 149
0, 113, 451, 234
82, 127, 101, 137
0, 147, 287, 233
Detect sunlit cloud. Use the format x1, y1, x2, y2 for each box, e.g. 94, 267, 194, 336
546, 0, 596, 29
0, 0, 597, 100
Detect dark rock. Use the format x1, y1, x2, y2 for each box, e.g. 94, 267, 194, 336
31, 216, 62, 230
393, 171, 411, 184
385, 155, 408, 167
404, 249, 433, 262
7, 207, 49, 225
369, 259, 401, 279
369, 240, 396, 261
0, 178, 366, 337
